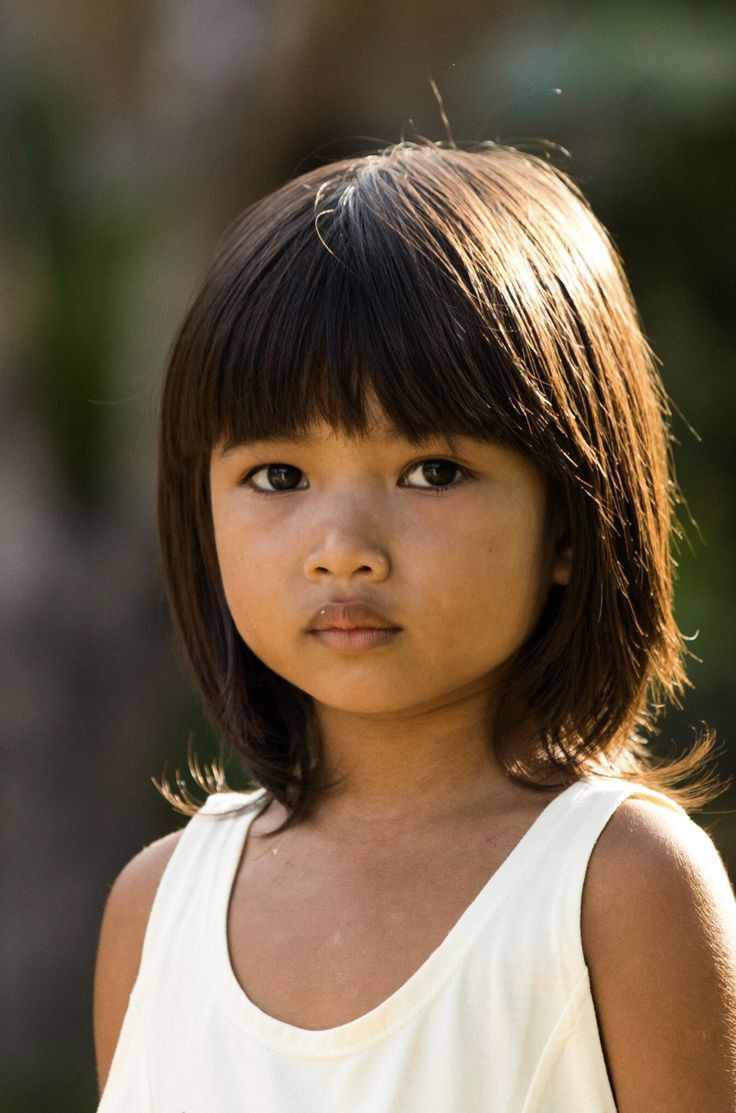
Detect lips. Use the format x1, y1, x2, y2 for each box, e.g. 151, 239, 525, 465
306, 600, 400, 632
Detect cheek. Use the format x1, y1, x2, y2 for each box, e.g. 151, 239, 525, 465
213, 521, 287, 648
412, 505, 550, 647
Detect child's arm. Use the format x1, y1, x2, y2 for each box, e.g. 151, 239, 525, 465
583, 798, 736, 1112
93, 831, 183, 1098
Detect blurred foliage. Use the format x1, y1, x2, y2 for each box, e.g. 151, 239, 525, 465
6, 84, 146, 501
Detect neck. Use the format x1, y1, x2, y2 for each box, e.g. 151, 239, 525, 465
309, 684, 539, 832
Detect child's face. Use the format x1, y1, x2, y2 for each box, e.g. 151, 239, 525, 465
209, 412, 571, 720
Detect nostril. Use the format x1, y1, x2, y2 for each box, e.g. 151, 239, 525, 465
305, 550, 391, 581
312, 564, 374, 575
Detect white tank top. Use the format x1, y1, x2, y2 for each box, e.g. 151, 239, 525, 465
98, 775, 688, 1112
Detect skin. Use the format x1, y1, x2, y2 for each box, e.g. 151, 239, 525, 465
93, 407, 736, 1108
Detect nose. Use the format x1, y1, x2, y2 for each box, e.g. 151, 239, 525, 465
303, 524, 390, 583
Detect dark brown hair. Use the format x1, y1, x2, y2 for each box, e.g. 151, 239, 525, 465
157, 139, 727, 823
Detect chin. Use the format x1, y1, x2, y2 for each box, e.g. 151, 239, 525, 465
308, 682, 419, 717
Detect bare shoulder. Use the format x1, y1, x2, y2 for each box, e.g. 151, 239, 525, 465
93, 828, 184, 1097
582, 794, 736, 1113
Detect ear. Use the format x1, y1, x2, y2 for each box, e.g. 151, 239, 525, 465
551, 539, 573, 586
549, 502, 572, 586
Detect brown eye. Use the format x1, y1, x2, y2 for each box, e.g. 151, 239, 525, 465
402, 459, 468, 490
247, 464, 307, 492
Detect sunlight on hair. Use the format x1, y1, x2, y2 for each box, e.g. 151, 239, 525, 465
151, 733, 261, 817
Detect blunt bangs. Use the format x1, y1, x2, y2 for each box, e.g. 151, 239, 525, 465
174, 144, 615, 478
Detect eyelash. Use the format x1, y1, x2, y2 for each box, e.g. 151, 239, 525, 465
239, 459, 474, 496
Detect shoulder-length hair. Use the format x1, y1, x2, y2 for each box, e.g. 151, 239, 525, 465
157, 140, 726, 824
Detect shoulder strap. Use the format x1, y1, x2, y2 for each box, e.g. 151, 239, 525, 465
530, 777, 689, 986
135, 789, 269, 989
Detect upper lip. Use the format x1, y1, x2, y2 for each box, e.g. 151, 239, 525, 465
306, 601, 400, 632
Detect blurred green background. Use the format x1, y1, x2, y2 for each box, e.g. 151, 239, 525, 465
2, 1, 734, 1109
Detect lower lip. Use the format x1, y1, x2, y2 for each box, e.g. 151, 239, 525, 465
308, 628, 401, 651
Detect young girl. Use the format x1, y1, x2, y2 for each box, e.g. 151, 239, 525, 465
94, 140, 736, 1111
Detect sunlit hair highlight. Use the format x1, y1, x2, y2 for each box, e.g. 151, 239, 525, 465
157, 139, 727, 826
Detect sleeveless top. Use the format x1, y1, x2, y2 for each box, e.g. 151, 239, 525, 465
97, 776, 689, 1112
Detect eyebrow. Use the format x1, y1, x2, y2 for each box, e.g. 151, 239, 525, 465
218, 437, 270, 458
218, 430, 462, 457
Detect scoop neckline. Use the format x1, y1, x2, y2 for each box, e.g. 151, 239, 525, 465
214, 778, 592, 1057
